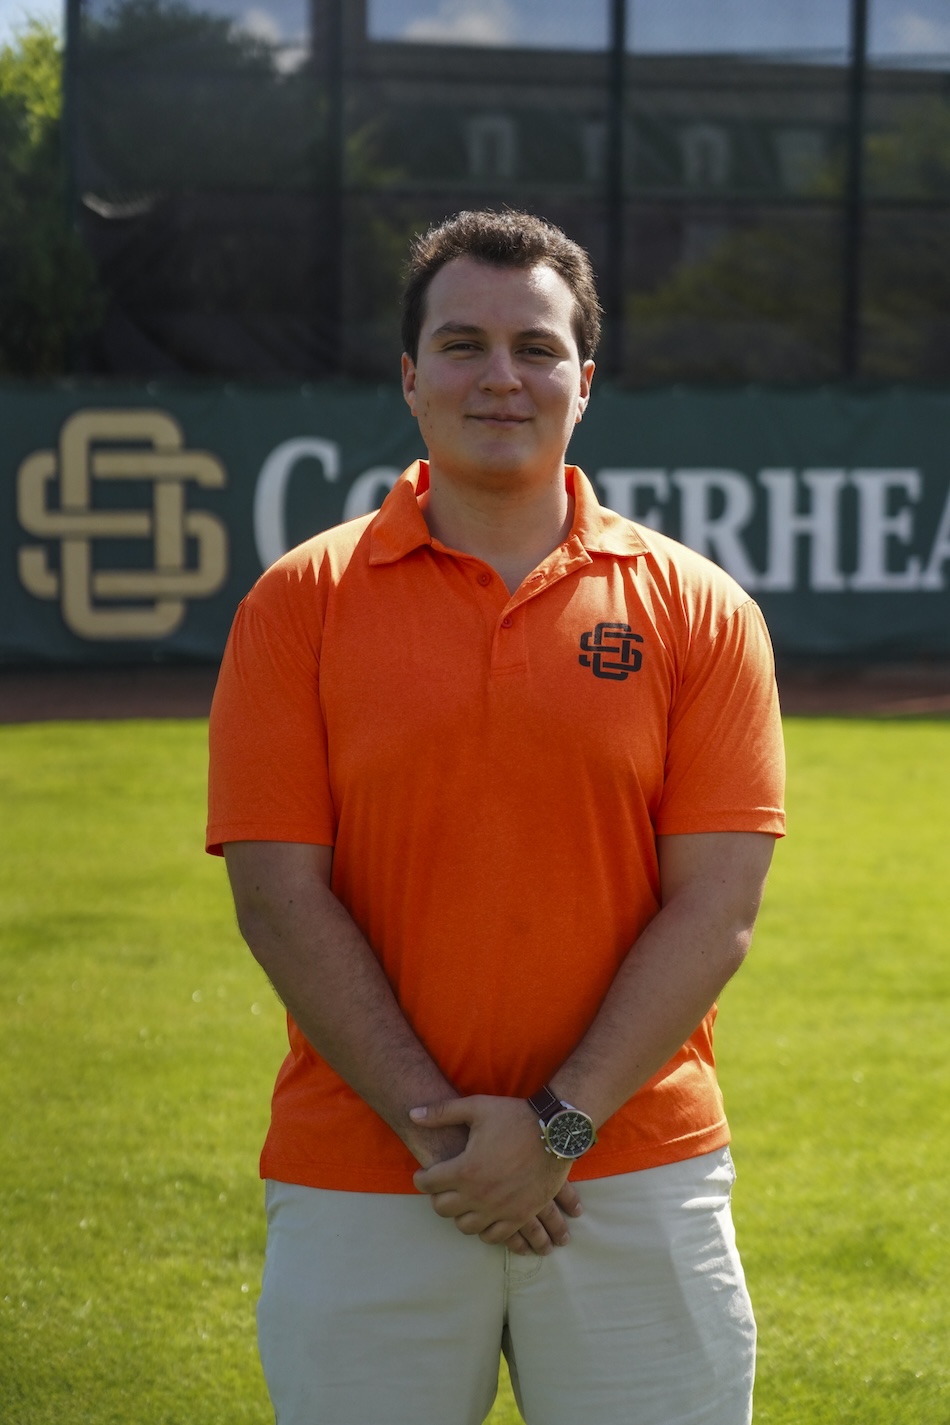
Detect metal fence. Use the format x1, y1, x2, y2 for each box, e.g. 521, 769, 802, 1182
64, 0, 950, 385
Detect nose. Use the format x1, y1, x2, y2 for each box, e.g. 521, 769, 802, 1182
479, 345, 521, 393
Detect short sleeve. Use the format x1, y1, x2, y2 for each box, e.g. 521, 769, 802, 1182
206, 591, 336, 856
655, 599, 786, 837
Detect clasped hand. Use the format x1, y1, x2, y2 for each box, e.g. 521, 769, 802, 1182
409, 1094, 582, 1257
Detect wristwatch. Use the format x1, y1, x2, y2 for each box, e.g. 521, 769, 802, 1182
527, 1085, 597, 1161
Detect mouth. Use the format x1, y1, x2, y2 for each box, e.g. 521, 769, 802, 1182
468, 413, 531, 427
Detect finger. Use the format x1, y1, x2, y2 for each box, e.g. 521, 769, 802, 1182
413, 1164, 443, 1194
504, 1231, 532, 1257
409, 1097, 481, 1129
536, 1202, 574, 1247
554, 1181, 584, 1217
481, 1215, 553, 1254
452, 1210, 490, 1237
515, 1215, 556, 1255
413, 1160, 462, 1195
535, 1201, 571, 1246
478, 1215, 554, 1253
478, 1217, 523, 1246
425, 1189, 466, 1219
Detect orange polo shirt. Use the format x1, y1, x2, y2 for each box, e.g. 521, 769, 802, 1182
207, 462, 785, 1193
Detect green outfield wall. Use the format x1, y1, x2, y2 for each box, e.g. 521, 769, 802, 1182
3, 382, 949, 664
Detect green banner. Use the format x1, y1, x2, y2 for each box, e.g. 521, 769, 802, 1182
3, 381, 949, 664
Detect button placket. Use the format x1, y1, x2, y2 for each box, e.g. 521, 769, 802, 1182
486, 546, 591, 673
491, 605, 525, 671
508, 545, 590, 616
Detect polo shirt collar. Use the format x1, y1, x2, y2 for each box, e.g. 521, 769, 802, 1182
567, 465, 650, 557
368, 460, 649, 566
367, 461, 432, 564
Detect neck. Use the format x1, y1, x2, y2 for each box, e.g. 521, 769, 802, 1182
421, 464, 573, 593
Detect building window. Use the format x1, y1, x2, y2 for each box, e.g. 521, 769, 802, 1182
679, 123, 730, 186
466, 114, 517, 179
775, 128, 826, 193
582, 119, 608, 182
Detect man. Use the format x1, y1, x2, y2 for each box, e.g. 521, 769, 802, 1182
207, 209, 785, 1425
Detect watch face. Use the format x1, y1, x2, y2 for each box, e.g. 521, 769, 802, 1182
545, 1108, 595, 1159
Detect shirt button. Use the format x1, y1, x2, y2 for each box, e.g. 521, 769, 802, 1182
501, 616, 513, 628
477, 572, 491, 586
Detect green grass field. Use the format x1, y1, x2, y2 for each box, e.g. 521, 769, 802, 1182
1, 715, 948, 1424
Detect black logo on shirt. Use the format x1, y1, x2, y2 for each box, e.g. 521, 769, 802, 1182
579, 623, 643, 681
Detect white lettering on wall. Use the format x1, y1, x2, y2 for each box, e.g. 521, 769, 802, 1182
850, 469, 922, 591
251, 447, 949, 592
921, 484, 950, 590
671, 469, 759, 589
343, 467, 400, 521
253, 445, 398, 567
596, 469, 669, 530
757, 469, 847, 591
253, 438, 340, 569
593, 465, 948, 592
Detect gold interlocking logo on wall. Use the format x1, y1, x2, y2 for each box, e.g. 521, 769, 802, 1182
17, 409, 228, 640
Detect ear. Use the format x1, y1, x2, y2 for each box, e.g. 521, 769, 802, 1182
402, 353, 418, 416
576, 359, 595, 423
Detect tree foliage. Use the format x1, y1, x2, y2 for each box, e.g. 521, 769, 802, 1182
71, 0, 415, 377
629, 96, 950, 384
0, 20, 101, 376
78, 0, 321, 193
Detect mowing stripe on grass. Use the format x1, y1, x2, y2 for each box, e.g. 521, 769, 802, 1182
1, 718, 947, 1425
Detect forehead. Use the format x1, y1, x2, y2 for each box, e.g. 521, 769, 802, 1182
421, 258, 577, 338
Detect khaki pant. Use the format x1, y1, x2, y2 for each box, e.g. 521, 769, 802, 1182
257, 1148, 755, 1425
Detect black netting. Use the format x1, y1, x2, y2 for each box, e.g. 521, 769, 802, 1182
68, 0, 950, 383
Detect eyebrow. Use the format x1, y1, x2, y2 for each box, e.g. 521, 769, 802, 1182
430, 322, 564, 344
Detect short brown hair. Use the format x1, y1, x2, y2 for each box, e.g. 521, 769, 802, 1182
402, 209, 602, 364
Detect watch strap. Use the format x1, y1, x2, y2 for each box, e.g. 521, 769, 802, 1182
527, 1084, 562, 1122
